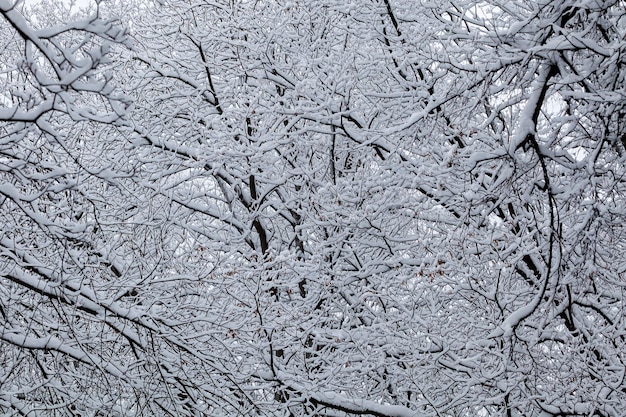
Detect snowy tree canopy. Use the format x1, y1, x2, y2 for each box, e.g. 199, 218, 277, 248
1, 0, 626, 416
